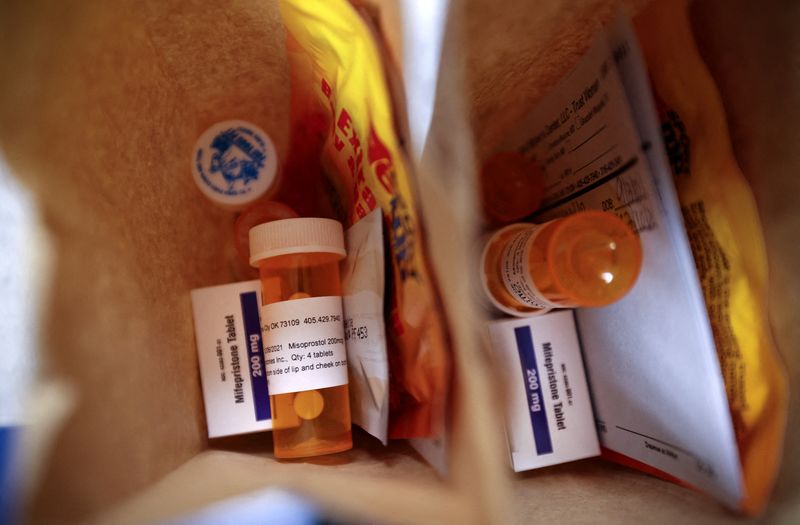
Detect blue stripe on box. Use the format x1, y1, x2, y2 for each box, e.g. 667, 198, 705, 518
0, 427, 21, 525
240, 292, 271, 421
514, 326, 553, 455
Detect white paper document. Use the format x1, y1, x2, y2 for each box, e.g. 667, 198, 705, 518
499, 16, 742, 507
342, 209, 390, 444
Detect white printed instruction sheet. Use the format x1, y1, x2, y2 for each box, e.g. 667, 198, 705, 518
499, 16, 742, 507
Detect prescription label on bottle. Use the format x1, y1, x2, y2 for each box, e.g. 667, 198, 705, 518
499, 225, 562, 310
261, 296, 349, 396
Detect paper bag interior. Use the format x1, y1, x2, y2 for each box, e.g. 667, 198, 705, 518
453, 0, 800, 522
0, 0, 797, 523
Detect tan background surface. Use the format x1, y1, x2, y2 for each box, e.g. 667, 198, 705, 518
0, 1, 291, 521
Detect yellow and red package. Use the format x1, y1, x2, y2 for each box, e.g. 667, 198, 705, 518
277, 0, 451, 439
636, 0, 789, 513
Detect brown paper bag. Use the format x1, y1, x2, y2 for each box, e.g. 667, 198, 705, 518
0, 0, 797, 523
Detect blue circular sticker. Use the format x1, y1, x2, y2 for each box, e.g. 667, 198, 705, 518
192, 120, 278, 209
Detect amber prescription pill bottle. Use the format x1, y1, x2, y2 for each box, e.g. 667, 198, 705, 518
481, 210, 642, 317
191, 120, 279, 210
480, 151, 545, 224
249, 217, 352, 458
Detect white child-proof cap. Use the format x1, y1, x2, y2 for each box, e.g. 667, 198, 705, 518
191, 119, 278, 210
249, 217, 346, 266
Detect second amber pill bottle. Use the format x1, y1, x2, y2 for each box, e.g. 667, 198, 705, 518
481, 210, 642, 317
249, 217, 352, 458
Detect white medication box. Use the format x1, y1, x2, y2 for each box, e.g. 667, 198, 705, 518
191, 280, 272, 438
488, 311, 599, 471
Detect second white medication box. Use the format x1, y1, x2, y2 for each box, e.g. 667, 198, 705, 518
488, 310, 600, 471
